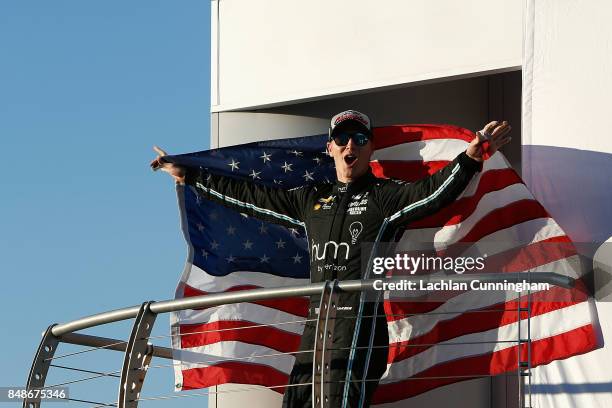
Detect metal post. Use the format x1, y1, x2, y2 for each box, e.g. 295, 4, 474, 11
118, 302, 156, 408
517, 271, 533, 408
312, 280, 338, 408
23, 325, 60, 408
524, 270, 534, 408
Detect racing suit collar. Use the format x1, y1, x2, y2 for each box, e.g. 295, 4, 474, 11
333, 169, 376, 194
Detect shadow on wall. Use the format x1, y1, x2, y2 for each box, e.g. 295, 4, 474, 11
522, 145, 612, 248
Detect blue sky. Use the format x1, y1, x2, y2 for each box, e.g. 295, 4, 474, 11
0, 2, 211, 406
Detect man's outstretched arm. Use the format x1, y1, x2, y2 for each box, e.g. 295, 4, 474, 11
150, 146, 308, 228
376, 121, 511, 226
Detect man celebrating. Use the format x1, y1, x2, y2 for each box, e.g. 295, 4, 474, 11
152, 110, 511, 407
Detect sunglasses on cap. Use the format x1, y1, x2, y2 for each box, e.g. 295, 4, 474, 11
330, 131, 372, 147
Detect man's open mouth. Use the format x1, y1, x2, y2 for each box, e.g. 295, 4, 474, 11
344, 154, 357, 166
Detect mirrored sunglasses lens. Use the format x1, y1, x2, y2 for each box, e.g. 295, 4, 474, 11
353, 132, 370, 146
333, 133, 350, 146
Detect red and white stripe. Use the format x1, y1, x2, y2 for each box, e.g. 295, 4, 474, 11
171, 264, 309, 392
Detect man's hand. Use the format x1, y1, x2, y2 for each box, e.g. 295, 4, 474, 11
466, 121, 512, 162
150, 146, 186, 184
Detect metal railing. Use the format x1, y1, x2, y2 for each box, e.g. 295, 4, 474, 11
24, 273, 573, 408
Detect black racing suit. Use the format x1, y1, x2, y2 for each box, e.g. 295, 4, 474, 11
184, 151, 481, 407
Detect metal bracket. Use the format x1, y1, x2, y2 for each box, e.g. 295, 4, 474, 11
118, 301, 156, 408
517, 272, 533, 408
312, 280, 338, 408
23, 324, 60, 408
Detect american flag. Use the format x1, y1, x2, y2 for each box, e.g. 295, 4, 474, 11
168, 135, 334, 391
167, 125, 599, 404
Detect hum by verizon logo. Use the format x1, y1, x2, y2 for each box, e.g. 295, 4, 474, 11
311, 240, 350, 261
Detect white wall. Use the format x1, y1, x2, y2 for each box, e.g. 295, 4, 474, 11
211, 0, 522, 112
522, 0, 612, 154
209, 384, 283, 408
211, 112, 328, 148
522, 1, 612, 407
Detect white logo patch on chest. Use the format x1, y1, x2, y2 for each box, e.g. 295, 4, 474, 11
347, 192, 369, 215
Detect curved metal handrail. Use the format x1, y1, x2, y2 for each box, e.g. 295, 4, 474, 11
51, 272, 572, 337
